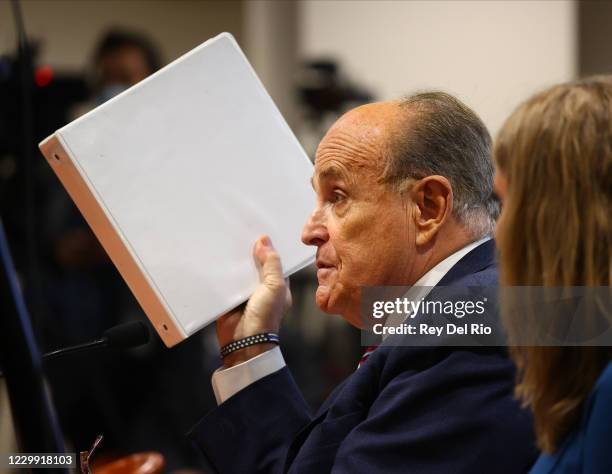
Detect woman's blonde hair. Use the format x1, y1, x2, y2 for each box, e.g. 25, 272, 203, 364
494, 76, 612, 453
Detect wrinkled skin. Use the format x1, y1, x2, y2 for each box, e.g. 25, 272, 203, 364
301, 102, 423, 326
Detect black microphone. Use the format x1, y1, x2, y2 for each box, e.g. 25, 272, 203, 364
43, 321, 150, 361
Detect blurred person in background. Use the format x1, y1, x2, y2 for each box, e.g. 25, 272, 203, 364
42, 28, 215, 471
89, 28, 160, 106
494, 76, 612, 473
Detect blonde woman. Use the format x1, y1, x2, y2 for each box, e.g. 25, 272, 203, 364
494, 76, 612, 473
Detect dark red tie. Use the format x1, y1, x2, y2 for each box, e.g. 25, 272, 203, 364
357, 345, 378, 369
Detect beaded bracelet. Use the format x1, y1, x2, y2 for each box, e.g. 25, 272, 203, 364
220, 332, 279, 358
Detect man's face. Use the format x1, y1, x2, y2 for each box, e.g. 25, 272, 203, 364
301, 103, 420, 327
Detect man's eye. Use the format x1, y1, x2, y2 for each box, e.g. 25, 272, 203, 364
331, 191, 346, 203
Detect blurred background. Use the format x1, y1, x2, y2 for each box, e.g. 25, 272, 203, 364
0, 0, 611, 472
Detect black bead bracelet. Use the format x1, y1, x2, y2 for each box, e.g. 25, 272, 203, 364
220, 332, 280, 358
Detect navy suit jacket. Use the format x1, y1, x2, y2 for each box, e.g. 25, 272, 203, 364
190, 240, 537, 473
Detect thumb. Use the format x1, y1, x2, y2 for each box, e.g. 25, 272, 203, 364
254, 236, 284, 286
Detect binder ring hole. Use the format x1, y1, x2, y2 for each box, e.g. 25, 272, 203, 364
162, 324, 168, 331
53, 153, 60, 161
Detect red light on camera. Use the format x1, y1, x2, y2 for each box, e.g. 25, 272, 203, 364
35, 65, 54, 87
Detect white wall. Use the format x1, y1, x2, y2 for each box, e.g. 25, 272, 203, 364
243, 0, 299, 127
299, 0, 576, 135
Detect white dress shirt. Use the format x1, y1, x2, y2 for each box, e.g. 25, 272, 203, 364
211, 237, 491, 404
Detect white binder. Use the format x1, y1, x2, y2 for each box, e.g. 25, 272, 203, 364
39, 33, 315, 347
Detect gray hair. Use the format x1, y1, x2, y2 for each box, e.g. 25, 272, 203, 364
382, 91, 499, 238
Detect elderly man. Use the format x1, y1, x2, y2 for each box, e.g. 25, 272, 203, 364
190, 92, 536, 473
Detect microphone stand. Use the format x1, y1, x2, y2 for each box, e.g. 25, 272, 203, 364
43, 338, 110, 361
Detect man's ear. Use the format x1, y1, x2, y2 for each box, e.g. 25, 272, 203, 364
410, 175, 453, 246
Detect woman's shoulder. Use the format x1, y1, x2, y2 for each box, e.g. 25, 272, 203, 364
584, 360, 612, 419
593, 360, 612, 394
586, 360, 612, 419
580, 360, 612, 472
582, 360, 612, 427
583, 360, 612, 424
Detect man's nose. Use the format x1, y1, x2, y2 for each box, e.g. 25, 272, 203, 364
301, 208, 329, 247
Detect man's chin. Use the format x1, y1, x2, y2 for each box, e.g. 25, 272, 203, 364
315, 285, 334, 313
316, 284, 348, 316
315, 285, 363, 327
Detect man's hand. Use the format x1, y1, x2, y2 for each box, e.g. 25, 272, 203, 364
216, 236, 291, 368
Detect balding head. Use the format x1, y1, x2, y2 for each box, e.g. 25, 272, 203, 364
318, 101, 405, 177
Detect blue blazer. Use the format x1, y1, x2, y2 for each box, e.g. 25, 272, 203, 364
529, 361, 612, 474
189, 241, 537, 473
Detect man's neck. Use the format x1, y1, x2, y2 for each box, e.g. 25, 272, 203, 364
413, 225, 486, 285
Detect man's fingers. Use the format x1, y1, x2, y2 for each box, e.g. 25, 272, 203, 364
253, 235, 272, 268
261, 251, 284, 289
253, 236, 284, 287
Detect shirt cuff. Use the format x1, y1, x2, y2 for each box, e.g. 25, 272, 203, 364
211, 346, 286, 404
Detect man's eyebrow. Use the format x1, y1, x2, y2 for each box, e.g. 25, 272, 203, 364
316, 165, 350, 184
311, 165, 352, 191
